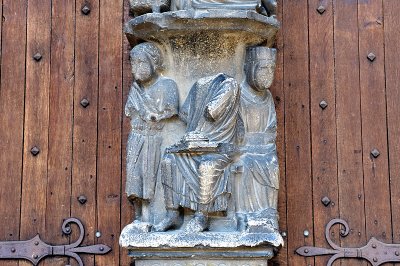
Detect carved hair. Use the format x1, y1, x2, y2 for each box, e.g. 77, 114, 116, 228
130, 42, 164, 71
245, 46, 277, 63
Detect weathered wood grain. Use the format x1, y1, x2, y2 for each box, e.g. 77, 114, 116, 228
0, 1, 25, 266
283, 0, 313, 265
308, 1, 339, 265
384, 0, 400, 246
334, 1, 367, 265
43, 0, 75, 265
96, 0, 123, 265
20, 1, 52, 266
358, 0, 392, 245
0, 1, 397, 266
71, 0, 100, 265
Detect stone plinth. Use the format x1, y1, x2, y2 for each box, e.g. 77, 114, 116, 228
136, 259, 269, 266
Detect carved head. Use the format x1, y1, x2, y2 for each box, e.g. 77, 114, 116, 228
244, 46, 277, 91
130, 42, 163, 84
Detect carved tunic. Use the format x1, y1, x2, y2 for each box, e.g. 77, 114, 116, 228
163, 74, 240, 212
235, 87, 279, 213
125, 77, 179, 200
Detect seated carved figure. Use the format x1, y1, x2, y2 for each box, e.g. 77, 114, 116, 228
154, 73, 241, 233
234, 46, 279, 232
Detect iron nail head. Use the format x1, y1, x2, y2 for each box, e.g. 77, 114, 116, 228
81, 5, 91, 15
321, 196, 331, 206
367, 52, 376, 62
371, 148, 380, 158
317, 5, 326, 14
96, 231, 101, 238
319, 100, 328, 110
31, 146, 40, 156
304, 230, 310, 237
78, 195, 87, 205
33, 53, 42, 61
64, 226, 71, 234
80, 98, 90, 108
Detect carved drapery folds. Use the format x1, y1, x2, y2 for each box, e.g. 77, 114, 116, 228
121, 1, 282, 263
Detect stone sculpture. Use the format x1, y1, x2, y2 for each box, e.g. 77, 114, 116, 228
121, 2, 282, 265
130, 0, 277, 17
154, 73, 241, 232
125, 42, 179, 228
234, 46, 279, 232
130, 0, 171, 15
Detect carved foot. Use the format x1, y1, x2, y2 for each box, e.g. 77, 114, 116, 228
153, 209, 180, 232
184, 212, 209, 233
125, 220, 152, 234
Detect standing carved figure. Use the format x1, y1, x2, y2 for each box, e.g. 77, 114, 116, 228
125, 42, 179, 226
234, 47, 279, 232
154, 73, 241, 232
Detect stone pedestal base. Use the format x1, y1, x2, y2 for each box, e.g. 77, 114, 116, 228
136, 259, 269, 266
130, 247, 273, 266
128, 246, 274, 266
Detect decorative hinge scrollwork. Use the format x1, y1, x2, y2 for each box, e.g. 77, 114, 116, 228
0, 218, 111, 266
296, 219, 400, 266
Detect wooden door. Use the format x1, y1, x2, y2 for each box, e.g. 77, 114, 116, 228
0, 1, 399, 265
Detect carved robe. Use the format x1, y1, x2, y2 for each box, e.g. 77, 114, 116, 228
163, 73, 240, 212
235, 87, 279, 214
125, 77, 179, 201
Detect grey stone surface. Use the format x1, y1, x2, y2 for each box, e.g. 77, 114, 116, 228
120, 226, 283, 248
136, 259, 269, 266
121, 1, 282, 262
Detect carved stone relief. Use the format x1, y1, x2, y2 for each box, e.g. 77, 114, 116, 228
121, 1, 282, 263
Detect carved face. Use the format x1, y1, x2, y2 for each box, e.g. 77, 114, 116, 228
246, 59, 275, 91
131, 53, 154, 84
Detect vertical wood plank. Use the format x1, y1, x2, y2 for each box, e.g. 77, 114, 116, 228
72, 0, 99, 265
334, 1, 367, 265
283, 0, 313, 265
269, 0, 287, 265
44, 0, 75, 265
384, 0, 400, 245
120, 0, 135, 265
20, 0, 52, 266
308, 1, 339, 265
0, 1, 26, 266
96, 0, 123, 265
358, 0, 392, 244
